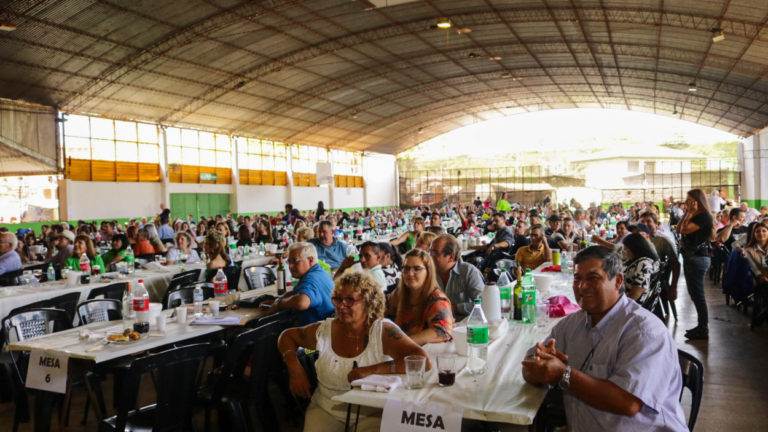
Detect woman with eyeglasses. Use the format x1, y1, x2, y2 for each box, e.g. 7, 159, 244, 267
278, 271, 429, 432
385, 249, 453, 345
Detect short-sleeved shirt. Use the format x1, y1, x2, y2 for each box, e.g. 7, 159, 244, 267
531, 295, 687, 431
435, 261, 484, 319
717, 225, 749, 249
294, 263, 335, 326
622, 257, 658, 303
387, 288, 453, 341
0, 250, 22, 276
491, 226, 515, 250
680, 212, 713, 257
158, 224, 174, 242
100, 249, 126, 267
515, 242, 548, 272
496, 199, 511, 211
309, 238, 348, 269
65, 255, 106, 274
382, 264, 400, 294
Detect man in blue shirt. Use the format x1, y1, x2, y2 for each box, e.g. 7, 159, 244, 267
262, 242, 334, 326
309, 220, 347, 269
0, 232, 22, 276
522, 246, 687, 431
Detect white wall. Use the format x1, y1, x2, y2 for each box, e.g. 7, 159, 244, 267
235, 184, 289, 213
363, 153, 397, 207
332, 187, 364, 209
60, 153, 399, 219
292, 186, 330, 211
62, 180, 163, 220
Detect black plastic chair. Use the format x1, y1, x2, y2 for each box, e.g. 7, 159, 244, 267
99, 343, 210, 432
243, 266, 276, 290
77, 299, 123, 325
8, 291, 82, 323
1, 308, 74, 432
200, 320, 283, 432
205, 265, 241, 292
0, 269, 23, 286
678, 349, 704, 431
87, 282, 129, 301
163, 285, 215, 310
135, 253, 157, 263
166, 269, 202, 294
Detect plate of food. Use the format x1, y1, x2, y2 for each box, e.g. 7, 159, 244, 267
106, 329, 142, 343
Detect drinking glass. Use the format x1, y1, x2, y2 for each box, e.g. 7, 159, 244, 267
437, 353, 457, 387
405, 355, 426, 389
536, 301, 550, 329
32, 269, 43, 284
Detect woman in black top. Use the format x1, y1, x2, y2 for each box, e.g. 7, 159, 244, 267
676, 189, 714, 340
316, 200, 326, 219
254, 219, 274, 244
236, 224, 252, 248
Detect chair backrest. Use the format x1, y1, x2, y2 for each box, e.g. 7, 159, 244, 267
8, 292, 81, 323
77, 299, 122, 325
166, 270, 201, 294
205, 265, 241, 292
135, 253, 157, 262
2, 308, 73, 345
212, 321, 281, 399
243, 266, 276, 291
0, 269, 23, 287
87, 281, 129, 300
112, 343, 209, 432
163, 285, 215, 309
678, 349, 704, 431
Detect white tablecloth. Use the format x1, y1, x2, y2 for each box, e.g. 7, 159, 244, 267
332, 263, 576, 425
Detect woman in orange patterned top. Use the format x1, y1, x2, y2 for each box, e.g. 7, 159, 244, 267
386, 248, 453, 345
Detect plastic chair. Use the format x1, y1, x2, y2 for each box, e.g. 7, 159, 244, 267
642, 262, 666, 321
200, 321, 283, 432
163, 285, 215, 310
77, 299, 123, 325
678, 349, 704, 431
87, 282, 129, 301
165, 269, 201, 294
205, 265, 242, 292
1, 308, 73, 432
99, 343, 210, 432
243, 266, 276, 290
0, 269, 23, 286
8, 291, 82, 323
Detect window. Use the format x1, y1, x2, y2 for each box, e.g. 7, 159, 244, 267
166, 127, 232, 184
644, 161, 656, 174
238, 138, 288, 185
62, 114, 160, 182
331, 149, 363, 188
292, 145, 328, 187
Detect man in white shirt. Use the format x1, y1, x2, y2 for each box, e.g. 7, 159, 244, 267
741, 201, 760, 224
0, 232, 22, 276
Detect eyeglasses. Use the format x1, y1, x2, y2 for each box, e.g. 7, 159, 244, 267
331, 296, 363, 306
402, 265, 426, 273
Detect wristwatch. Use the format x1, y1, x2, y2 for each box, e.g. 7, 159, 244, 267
558, 365, 572, 390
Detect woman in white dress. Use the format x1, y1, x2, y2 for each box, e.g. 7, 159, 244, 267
279, 271, 429, 432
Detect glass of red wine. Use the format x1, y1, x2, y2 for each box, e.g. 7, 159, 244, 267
437, 353, 458, 387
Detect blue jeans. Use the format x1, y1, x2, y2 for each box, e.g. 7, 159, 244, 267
683, 255, 711, 330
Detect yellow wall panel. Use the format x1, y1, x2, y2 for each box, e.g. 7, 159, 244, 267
91, 160, 116, 182
116, 162, 138, 182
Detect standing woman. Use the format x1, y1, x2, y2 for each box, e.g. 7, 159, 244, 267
316, 200, 326, 219
676, 189, 714, 340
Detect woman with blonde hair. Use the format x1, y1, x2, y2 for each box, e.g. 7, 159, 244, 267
203, 231, 231, 270
279, 271, 429, 432
414, 231, 437, 251
385, 249, 453, 345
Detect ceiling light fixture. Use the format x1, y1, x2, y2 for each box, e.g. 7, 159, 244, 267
711, 27, 725, 43
456, 27, 472, 34
688, 82, 697, 92
468, 52, 481, 59
0, 21, 17, 32
436, 18, 451, 29
500, 72, 511, 78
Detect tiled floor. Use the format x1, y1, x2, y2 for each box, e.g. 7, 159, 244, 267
2, 275, 767, 431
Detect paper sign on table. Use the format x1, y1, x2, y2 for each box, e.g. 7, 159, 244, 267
25, 349, 69, 394
382, 399, 462, 432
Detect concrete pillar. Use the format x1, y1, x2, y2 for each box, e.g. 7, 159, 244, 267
159, 126, 170, 209
286, 145, 295, 207
361, 152, 368, 209
740, 129, 768, 208
327, 148, 335, 210
230, 136, 240, 214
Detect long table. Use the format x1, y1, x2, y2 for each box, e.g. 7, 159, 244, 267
332, 263, 575, 425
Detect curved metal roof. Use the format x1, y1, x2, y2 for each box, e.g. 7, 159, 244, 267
1, 0, 766, 154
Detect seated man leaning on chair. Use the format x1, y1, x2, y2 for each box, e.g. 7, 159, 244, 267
260, 242, 335, 326
522, 246, 688, 431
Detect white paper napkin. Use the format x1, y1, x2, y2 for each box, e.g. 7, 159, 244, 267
351, 374, 402, 393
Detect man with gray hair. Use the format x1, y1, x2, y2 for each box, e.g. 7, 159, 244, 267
261, 242, 334, 325
430, 234, 484, 320
522, 246, 687, 431
0, 232, 22, 276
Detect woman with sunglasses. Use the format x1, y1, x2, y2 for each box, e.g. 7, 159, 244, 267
279, 271, 429, 432
385, 248, 453, 345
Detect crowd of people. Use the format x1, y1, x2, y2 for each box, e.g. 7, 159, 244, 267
1, 190, 765, 431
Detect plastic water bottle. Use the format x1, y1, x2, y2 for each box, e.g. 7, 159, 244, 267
213, 267, 228, 297
521, 269, 537, 324
133, 279, 149, 326
466, 299, 489, 375
79, 253, 91, 274
122, 282, 134, 319
497, 271, 512, 320
193, 284, 204, 317
125, 245, 135, 273
46, 264, 56, 282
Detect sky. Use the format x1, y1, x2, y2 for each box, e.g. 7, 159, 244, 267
404, 109, 738, 158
